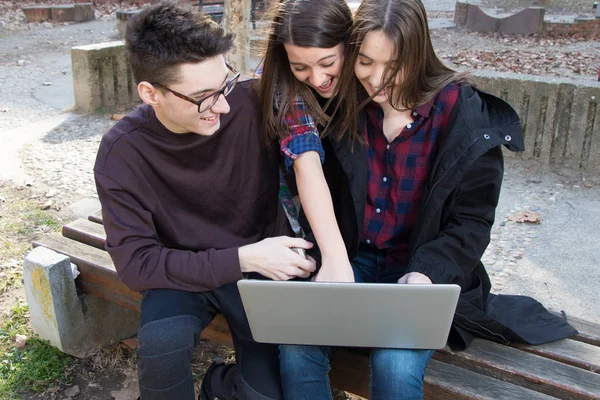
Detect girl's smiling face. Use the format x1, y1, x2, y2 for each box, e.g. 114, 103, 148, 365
354, 30, 400, 107
284, 43, 345, 98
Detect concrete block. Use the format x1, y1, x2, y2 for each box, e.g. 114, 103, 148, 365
464, 4, 544, 35
22, 6, 52, 23
565, 87, 598, 170
472, 70, 600, 170
71, 41, 139, 112
116, 10, 140, 38
454, 2, 469, 26
23, 247, 139, 358
74, 3, 95, 22
51, 5, 76, 23
466, 6, 500, 33
498, 7, 544, 35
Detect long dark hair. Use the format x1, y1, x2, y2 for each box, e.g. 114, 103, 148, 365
257, 0, 354, 143
338, 0, 472, 133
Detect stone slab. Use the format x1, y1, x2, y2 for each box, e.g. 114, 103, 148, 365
23, 246, 139, 358
459, 2, 544, 35
74, 3, 95, 22
51, 5, 76, 23
22, 6, 52, 23
71, 41, 138, 112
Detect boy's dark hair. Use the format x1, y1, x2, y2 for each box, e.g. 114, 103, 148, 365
126, 1, 234, 86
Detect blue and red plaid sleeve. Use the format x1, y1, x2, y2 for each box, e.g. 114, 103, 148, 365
256, 63, 325, 170
280, 96, 325, 170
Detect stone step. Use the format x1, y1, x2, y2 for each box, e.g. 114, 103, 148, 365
22, 3, 95, 23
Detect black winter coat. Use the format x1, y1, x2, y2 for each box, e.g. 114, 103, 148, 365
301, 85, 577, 350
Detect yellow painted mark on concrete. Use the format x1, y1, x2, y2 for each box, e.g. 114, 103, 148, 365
31, 268, 56, 328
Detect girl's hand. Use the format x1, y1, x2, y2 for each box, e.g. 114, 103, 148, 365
398, 272, 432, 284
314, 260, 355, 282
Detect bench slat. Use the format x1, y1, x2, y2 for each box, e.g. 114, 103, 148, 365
88, 210, 103, 224
512, 339, 600, 373
424, 359, 558, 400
34, 234, 140, 310
552, 311, 600, 348
435, 339, 600, 399
63, 218, 106, 249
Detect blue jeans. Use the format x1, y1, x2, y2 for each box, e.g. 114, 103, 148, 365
279, 245, 435, 400
137, 285, 283, 400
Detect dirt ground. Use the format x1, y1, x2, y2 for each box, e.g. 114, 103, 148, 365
0, 0, 598, 399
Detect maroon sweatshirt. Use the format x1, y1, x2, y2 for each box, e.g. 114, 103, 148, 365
94, 81, 292, 293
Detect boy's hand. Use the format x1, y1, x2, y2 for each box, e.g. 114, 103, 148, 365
239, 237, 316, 280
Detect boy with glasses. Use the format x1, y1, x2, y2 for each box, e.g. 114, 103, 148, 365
93, 2, 316, 399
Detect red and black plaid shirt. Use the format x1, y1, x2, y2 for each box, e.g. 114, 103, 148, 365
361, 84, 460, 268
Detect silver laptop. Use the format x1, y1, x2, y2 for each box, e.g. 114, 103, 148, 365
237, 280, 460, 349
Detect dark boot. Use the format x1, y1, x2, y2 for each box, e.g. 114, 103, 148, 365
198, 360, 238, 400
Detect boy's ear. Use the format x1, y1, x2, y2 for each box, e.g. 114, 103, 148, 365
138, 82, 160, 106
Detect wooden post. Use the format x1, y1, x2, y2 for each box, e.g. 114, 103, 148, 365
224, 0, 251, 74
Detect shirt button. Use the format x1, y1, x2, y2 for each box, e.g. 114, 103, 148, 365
376, 208, 381, 214
382, 177, 387, 182
413, 111, 418, 117
386, 144, 390, 150
366, 239, 371, 244
406, 123, 412, 129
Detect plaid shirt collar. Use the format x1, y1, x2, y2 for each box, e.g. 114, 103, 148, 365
413, 98, 434, 118
365, 95, 436, 119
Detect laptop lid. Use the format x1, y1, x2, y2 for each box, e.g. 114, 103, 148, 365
237, 280, 460, 349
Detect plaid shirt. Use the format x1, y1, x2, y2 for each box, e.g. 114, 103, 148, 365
254, 64, 326, 170
279, 96, 326, 170
362, 84, 460, 268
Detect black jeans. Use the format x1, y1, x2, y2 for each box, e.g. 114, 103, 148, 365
137, 284, 283, 400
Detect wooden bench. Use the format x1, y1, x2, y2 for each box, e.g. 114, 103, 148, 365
33, 212, 600, 399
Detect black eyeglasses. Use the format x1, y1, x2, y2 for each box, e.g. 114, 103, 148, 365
151, 64, 240, 113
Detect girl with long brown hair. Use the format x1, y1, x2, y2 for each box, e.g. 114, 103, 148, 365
258, 0, 356, 282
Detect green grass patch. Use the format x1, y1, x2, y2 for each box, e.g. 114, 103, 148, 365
0, 271, 21, 295
23, 208, 62, 230
0, 197, 61, 292
0, 198, 61, 238
0, 303, 72, 398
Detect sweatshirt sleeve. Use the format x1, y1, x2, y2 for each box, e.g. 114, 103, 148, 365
94, 171, 243, 293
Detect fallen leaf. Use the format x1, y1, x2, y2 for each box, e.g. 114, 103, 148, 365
45, 188, 58, 198
15, 334, 27, 349
119, 338, 139, 350
64, 385, 80, 397
584, 183, 593, 188
508, 210, 541, 224
38, 200, 53, 210
111, 113, 126, 121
